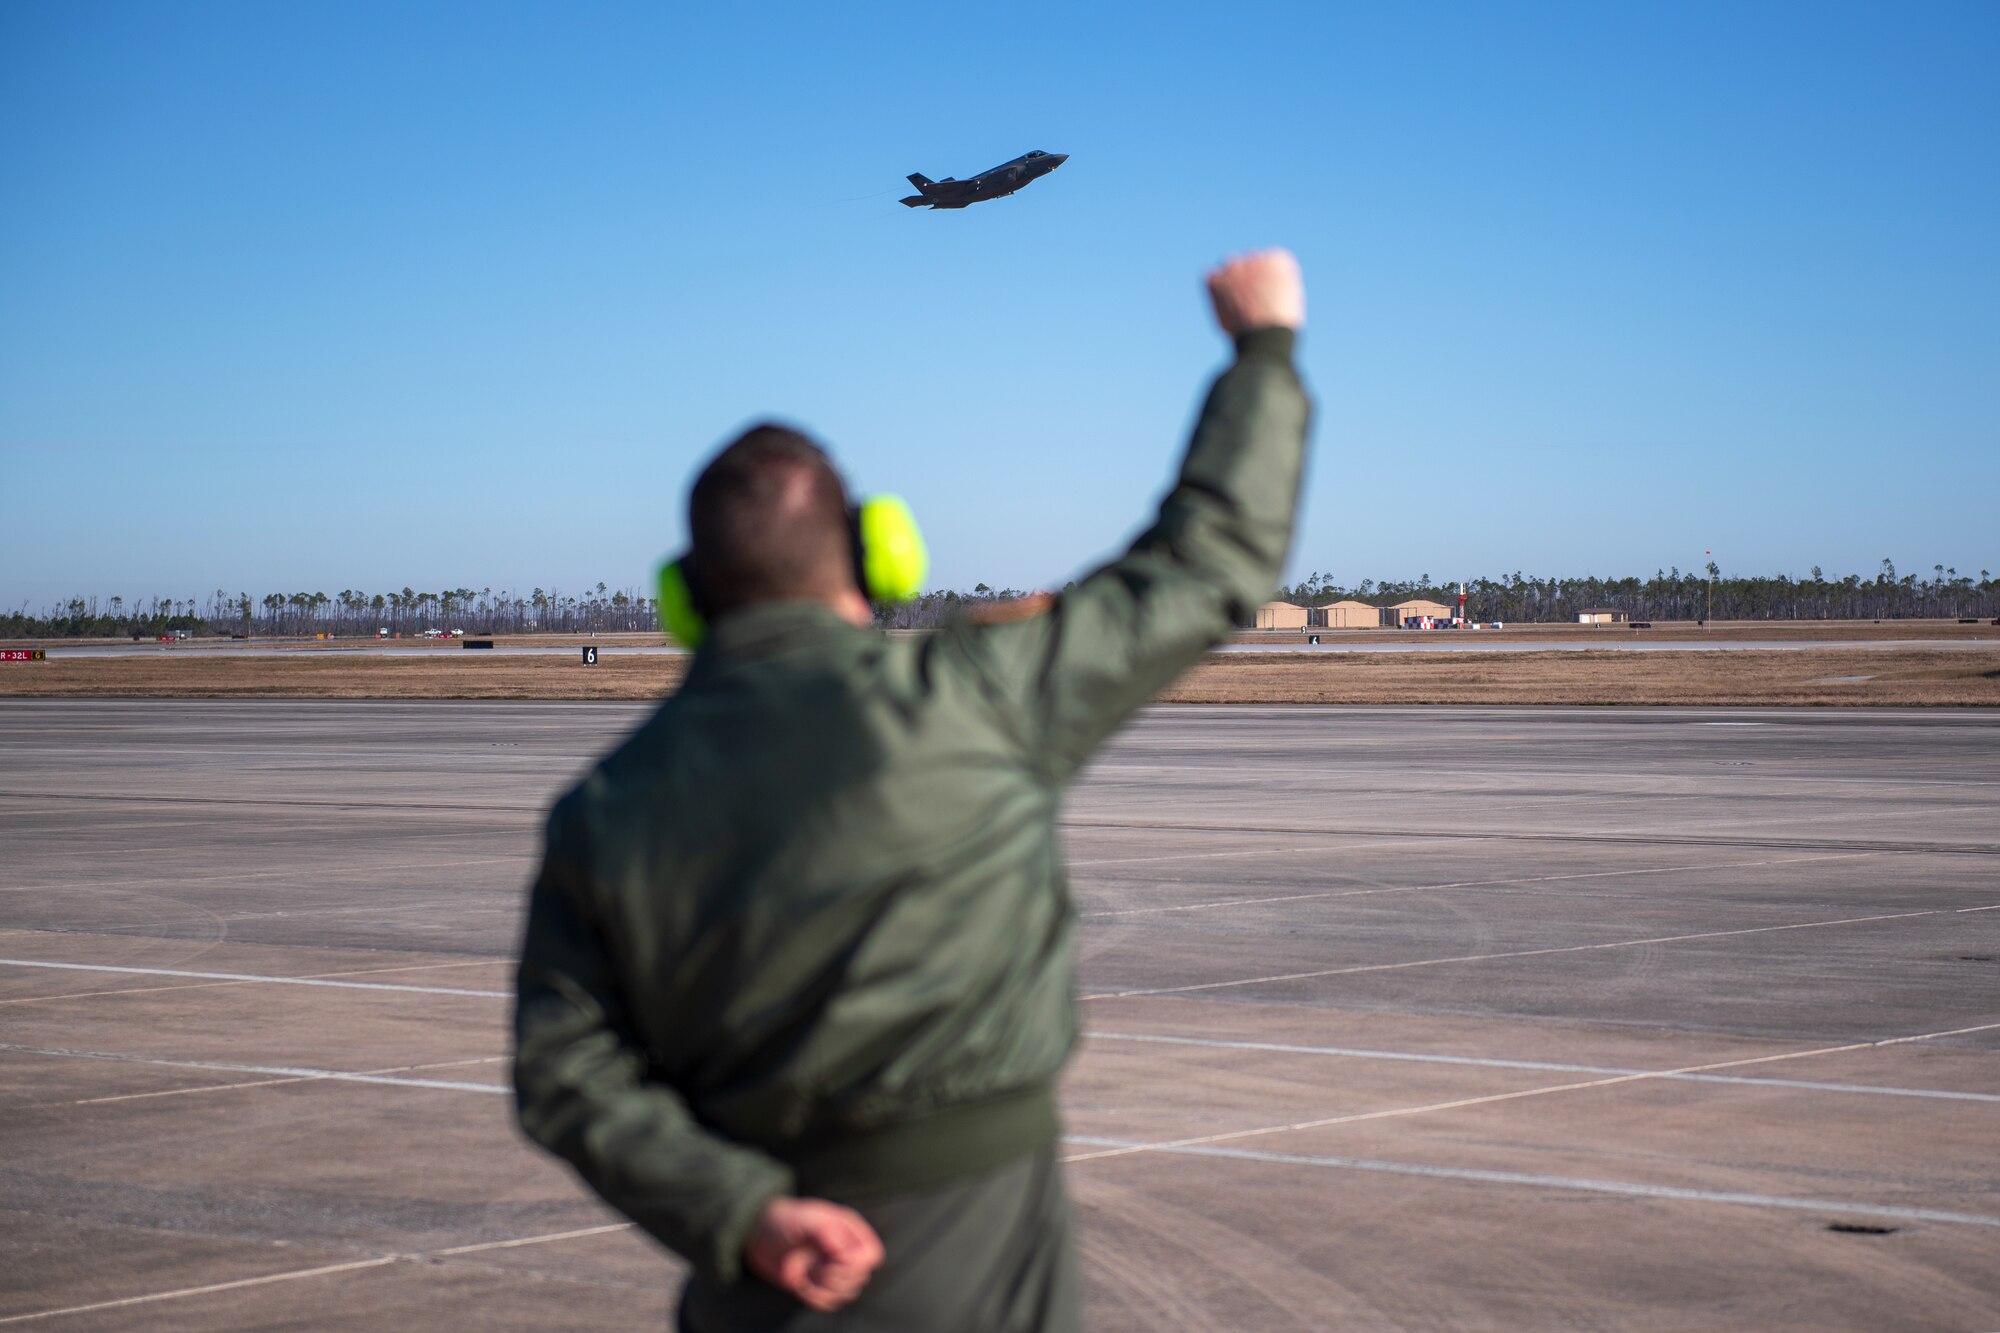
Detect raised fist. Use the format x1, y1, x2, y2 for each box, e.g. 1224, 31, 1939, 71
1206, 249, 1305, 336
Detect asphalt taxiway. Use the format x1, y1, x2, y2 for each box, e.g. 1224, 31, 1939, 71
1, 701, 1995, 1329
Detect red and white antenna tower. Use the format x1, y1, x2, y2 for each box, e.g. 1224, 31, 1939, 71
1456, 581, 1467, 624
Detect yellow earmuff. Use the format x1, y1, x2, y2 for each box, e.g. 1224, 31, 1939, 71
656, 560, 707, 649
656, 494, 928, 648
854, 495, 928, 604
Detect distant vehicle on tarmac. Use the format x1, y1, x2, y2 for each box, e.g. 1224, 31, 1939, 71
900, 150, 1068, 209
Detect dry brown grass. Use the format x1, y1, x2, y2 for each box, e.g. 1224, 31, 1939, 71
0, 653, 691, 701
1164, 648, 2000, 707
4, 646, 1997, 706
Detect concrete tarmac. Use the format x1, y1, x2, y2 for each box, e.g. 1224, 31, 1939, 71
1, 701, 1995, 1330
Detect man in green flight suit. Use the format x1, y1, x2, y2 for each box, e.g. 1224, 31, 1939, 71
514, 249, 1312, 1330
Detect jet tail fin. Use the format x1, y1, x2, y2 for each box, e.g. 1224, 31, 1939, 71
906, 173, 934, 191
899, 195, 928, 208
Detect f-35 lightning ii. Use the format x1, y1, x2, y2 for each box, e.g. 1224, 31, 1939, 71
900, 150, 1069, 209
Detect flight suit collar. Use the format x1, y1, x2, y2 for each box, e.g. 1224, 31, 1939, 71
696, 601, 873, 667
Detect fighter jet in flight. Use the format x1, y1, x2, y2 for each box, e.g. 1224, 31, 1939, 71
900, 150, 1069, 209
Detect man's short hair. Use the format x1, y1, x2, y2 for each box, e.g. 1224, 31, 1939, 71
688, 423, 855, 617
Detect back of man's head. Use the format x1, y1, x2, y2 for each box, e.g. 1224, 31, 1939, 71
688, 423, 855, 617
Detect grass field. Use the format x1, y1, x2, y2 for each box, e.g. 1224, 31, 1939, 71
3, 646, 1997, 706
1164, 648, 2000, 707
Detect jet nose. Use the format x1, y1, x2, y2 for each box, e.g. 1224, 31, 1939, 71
1050, 153, 1069, 167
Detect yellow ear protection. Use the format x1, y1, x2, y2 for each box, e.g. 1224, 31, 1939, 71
656, 495, 928, 647
656, 560, 707, 649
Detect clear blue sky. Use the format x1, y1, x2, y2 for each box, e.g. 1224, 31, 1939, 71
4, 0, 1996, 610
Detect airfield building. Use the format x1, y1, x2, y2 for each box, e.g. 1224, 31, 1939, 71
1387, 598, 1455, 627
1577, 607, 1630, 625
1310, 600, 1382, 629
1255, 601, 1310, 630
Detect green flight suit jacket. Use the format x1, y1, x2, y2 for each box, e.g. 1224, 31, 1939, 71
514, 327, 1311, 1283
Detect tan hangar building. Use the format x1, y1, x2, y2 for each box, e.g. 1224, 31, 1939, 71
1311, 600, 1383, 629
1254, 601, 1311, 630
1386, 598, 1455, 625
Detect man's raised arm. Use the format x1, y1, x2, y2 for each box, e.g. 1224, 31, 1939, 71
942, 249, 1313, 776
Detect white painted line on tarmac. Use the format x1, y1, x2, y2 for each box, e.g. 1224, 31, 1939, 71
0, 854, 524, 896
1062, 1021, 2000, 1165
1083, 906, 1987, 999
0, 788, 541, 815
428, 1222, 631, 1256
1061, 813, 2000, 858
0, 958, 508, 1008
1084, 1031, 2000, 1104
26, 1023, 1985, 1114
0, 1223, 633, 1325
1082, 760, 2000, 791
0, 1043, 510, 1093
1067, 848, 1277, 869
0, 1257, 404, 1327
1872, 1020, 2000, 1046
312, 959, 508, 980
1060, 1135, 2000, 1231
210, 900, 514, 924
0, 980, 272, 1007
0, 959, 508, 997
67, 1055, 509, 1106
1079, 853, 1865, 919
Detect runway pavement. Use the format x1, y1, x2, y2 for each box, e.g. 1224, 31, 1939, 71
1, 700, 1995, 1330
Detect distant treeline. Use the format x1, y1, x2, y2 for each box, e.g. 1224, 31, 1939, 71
879, 585, 1042, 629
4, 562, 1995, 639
3, 586, 653, 640
1275, 561, 1998, 624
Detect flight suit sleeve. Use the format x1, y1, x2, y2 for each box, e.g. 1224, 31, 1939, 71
512, 806, 795, 1285
942, 328, 1312, 778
